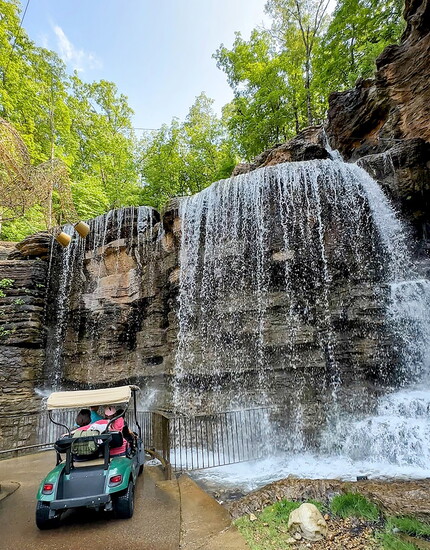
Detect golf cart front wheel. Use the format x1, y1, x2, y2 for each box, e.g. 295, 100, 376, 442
114, 481, 135, 519
35, 501, 60, 530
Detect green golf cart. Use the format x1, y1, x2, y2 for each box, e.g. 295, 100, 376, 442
36, 385, 144, 529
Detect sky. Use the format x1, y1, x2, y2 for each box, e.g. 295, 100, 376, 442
22, 0, 271, 132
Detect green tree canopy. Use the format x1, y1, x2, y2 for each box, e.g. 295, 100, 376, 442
0, 0, 141, 240
139, 93, 238, 209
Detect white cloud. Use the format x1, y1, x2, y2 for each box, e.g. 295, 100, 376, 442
53, 25, 102, 72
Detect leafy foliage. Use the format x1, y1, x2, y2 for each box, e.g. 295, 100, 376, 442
138, 93, 238, 210
214, 0, 404, 159
0, 0, 141, 240
0, 0, 407, 238
316, 0, 405, 93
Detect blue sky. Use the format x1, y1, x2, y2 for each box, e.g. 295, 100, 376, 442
23, 0, 270, 131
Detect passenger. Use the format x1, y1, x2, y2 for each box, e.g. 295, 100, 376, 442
74, 409, 91, 429
75, 406, 128, 456
63, 408, 91, 436
104, 406, 128, 457
90, 405, 103, 422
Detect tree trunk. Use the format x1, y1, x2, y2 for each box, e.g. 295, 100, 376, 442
305, 58, 313, 126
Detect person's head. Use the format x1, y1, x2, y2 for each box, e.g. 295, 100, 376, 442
104, 406, 117, 419
76, 408, 91, 427
90, 406, 99, 412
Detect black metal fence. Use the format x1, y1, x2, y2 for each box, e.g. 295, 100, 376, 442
0, 410, 153, 459
0, 408, 272, 471
149, 408, 273, 471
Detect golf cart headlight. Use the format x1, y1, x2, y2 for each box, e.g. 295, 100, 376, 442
109, 475, 122, 486
42, 483, 54, 494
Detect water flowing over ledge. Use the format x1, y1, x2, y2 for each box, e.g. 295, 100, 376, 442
175, 159, 430, 478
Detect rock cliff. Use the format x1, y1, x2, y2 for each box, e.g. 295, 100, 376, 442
326, 0, 430, 250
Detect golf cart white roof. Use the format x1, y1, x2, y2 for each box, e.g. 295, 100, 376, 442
46, 385, 140, 410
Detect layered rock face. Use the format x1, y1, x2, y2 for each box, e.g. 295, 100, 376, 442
0, 242, 48, 415
173, 160, 421, 447
44, 207, 180, 407
326, 0, 430, 250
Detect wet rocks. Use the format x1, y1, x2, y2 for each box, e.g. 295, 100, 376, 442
232, 126, 330, 176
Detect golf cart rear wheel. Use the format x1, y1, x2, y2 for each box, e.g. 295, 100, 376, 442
35, 501, 60, 530
114, 481, 135, 519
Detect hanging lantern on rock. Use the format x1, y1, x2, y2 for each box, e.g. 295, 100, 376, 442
54, 231, 72, 248
74, 221, 90, 238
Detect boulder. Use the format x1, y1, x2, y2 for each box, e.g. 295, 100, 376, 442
287, 503, 328, 541
232, 126, 330, 176
11, 231, 51, 260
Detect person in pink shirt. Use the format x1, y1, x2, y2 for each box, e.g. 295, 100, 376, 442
77, 406, 128, 457
103, 406, 128, 456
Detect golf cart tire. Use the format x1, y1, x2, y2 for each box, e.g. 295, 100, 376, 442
36, 501, 60, 530
114, 481, 135, 519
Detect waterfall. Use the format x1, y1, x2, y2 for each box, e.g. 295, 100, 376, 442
176, 158, 430, 477
44, 206, 156, 389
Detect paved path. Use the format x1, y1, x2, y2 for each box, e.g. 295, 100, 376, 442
0, 451, 180, 550
0, 451, 250, 550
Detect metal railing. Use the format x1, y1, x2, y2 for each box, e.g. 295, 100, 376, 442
0, 410, 153, 459
151, 407, 273, 471
0, 408, 272, 471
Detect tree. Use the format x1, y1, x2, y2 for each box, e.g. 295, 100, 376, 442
139, 93, 237, 209
0, 118, 77, 234
67, 76, 141, 210
316, 0, 404, 93
215, 30, 295, 159
0, 0, 142, 239
265, 0, 331, 126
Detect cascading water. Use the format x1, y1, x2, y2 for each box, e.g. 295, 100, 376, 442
176, 158, 430, 485
44, 206, 156, 389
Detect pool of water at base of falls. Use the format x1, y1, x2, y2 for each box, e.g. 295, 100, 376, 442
190, 386, 430, 493
190, 452, 430, 494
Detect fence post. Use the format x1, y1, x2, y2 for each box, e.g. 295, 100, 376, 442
161, 414, 170, 464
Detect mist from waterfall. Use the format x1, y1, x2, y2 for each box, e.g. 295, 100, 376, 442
176, 159, 430, 480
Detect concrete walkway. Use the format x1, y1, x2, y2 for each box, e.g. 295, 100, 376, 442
0, 450, 249, 550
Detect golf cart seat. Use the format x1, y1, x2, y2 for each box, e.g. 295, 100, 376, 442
108, 431, 124, 449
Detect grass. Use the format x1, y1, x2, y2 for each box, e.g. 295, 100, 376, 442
377, 516, 430, 550
234, 499, 302, 550
234, 494, 430, 550
377, 532, 418, 550
330, 492, 380, 521
386, 516, 430, 538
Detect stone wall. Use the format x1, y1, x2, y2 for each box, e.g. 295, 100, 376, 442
42, 207, 180, 409
0, 255, 47, 415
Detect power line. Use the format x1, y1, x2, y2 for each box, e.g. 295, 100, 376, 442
4, 0, 32, 76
